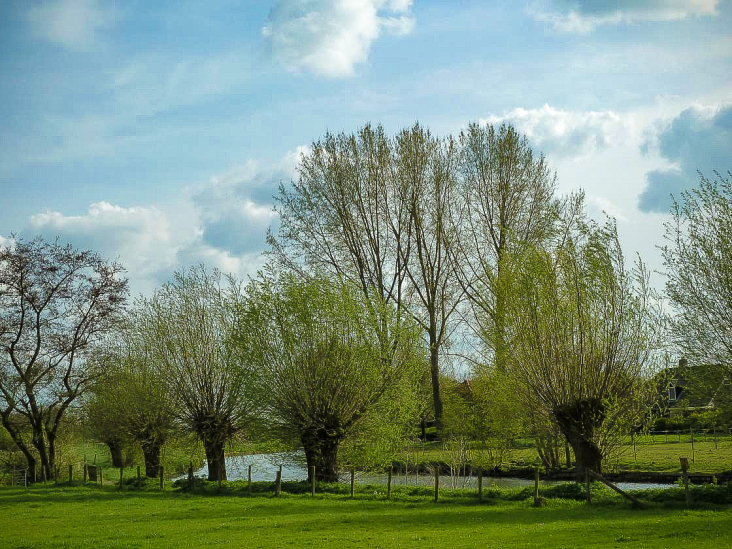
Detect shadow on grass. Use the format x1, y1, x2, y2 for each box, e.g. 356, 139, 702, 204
2, 479, 730, 520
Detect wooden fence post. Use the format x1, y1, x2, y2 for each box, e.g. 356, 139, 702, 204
119, 467, 124, 488
188, 462, 194, 489
83, 464, 87, 483
68, 464, 73, 483
311, 466, 316, 497
159, 465, 164, 490
137, 466, 141, 489
434, 467, 439, 503
350, 469, 355, 498
275, 466, 282, 496
248, 465, 252, 496
680, 457, 691, 509
99, 467, 103, 487
691, 430, 695, 463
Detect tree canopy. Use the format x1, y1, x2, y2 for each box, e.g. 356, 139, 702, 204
237, 274, 422, 481
0, 236, 127, 481
503, 215, 662, 472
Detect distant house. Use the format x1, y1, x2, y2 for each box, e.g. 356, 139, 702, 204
658, 359, 729, 418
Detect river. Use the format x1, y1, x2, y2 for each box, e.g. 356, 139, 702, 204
187, 451, 674, 491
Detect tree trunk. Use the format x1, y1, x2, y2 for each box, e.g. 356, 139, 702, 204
32, 426, 50, 481
494, 254, 508, 373
536, 435, 561, 471
1, 414, 39, 483
203, 437, 226, 482
142, 442, 162, 478
47, 431, 58, 481
301, 429, 341, 483
565, 434, 603, 474
107, 440, 125, 468
429, 334, 443, 434
554, 398, 605, 474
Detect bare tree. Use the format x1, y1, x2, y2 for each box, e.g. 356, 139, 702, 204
270, 123, 464, 431
269, 124, 408, 345
394, 124, 464, 430
0, 236, 128, 481
455, 122, 558, 370
504, 217, 661, 473
144, 266, 251, 481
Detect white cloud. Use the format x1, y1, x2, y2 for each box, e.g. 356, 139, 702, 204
29, 202, 178, 295
481, 104, 634, 158
586, 195, 629, 223
174, 240, 266, 284
18, 149, 306, 295
263, 0, 415, 77
638, 103, 732, 212
527, 0, 718, 33
192, 147, 307, 255
26, 0, 118, 50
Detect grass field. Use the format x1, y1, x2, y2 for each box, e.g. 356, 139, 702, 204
1, 482, 731, 548
396, 435, 732, 475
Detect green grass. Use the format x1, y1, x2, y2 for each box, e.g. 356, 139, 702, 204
396, 436, 732, 475
612, 437, 732, 474
1, 482, 731, 548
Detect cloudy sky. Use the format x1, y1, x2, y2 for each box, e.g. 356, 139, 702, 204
1, 0, 730, 296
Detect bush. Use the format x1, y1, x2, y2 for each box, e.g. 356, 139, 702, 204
652, 411, 724, 432
639, 482, 732, 505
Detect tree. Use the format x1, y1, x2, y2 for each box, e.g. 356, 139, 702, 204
84, 325, 175, 477
270, 123, 463, 431
84, 375, 135, 468
0, 236, 127, 481
394, 125, 463, 431
504, 217, 661, 473
662, 171, 732, 416
238, 274, 420, 482
144, 266, 251, 481
455, 122, 558, 371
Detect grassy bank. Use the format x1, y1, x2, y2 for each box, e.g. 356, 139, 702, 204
1, 482, 732, 548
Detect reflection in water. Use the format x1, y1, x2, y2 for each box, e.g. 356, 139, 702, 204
189, 451, 673, 491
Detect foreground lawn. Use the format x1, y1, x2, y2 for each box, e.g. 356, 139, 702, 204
1, 484, 731, 548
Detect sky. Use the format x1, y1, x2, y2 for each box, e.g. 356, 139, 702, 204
1, 0, 731, 297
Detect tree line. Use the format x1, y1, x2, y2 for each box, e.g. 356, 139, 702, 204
1, 121, 729, 483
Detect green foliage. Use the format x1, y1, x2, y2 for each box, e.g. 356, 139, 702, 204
143, 265, 253, 481
503, 211, 663, 471
663, 172, 732, 404
238, 273, 424, 477
653, 411, 725, 432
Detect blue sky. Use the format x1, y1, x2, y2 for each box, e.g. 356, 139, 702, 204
1, 0, 731, 296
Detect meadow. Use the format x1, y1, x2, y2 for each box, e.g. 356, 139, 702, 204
2, 481, 732, 549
